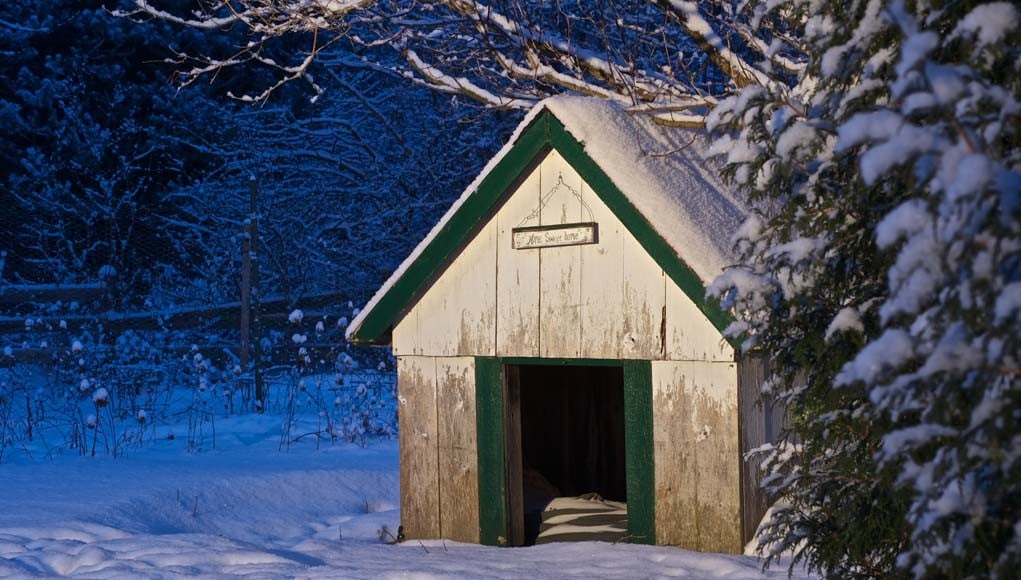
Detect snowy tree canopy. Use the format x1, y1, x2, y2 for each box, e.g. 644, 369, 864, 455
0, 0, 239, 302
0, 0, 515, 311
116, 0, 804, 124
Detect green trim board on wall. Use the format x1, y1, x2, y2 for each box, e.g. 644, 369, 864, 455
349, 108, 734, 346
474, 357, 656, 546
475, 357, 507, 546
622, 359, 655, 545
350, 120, 551, 344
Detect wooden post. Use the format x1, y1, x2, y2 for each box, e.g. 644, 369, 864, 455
249, 178, 265, 411
504, 364, 524, 547
240, 220, 252, 375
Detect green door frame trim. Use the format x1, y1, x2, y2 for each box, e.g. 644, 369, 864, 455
475, 357, 656, 546
348, 108, 735, 346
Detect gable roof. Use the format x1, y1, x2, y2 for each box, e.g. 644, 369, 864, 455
347, 95, 746, 345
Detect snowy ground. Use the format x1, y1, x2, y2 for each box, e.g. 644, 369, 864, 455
0, 414, 810, 579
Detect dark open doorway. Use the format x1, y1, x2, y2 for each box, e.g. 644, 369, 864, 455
504, 363, 627, 545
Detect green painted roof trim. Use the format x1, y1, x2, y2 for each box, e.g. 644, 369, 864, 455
350, 108, 734, 344
349, 115, 551, 343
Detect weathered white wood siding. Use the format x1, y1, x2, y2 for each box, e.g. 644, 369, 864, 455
393, 221, 497, 357
538, 152, 583, 358
397, 355, 480, 542
665, 284, 733, 362
392, 149, 733, 363
397, 356, 439, 539
495, 168, 541, 357
651, 360, 742, 553
622, 234, 666, 359
578, 174, 624, 359
436, 357, 480, 542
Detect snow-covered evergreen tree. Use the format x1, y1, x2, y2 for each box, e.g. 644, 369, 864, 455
708, 0, 1019, 577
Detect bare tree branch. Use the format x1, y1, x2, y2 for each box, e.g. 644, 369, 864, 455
117, 0, 789, 113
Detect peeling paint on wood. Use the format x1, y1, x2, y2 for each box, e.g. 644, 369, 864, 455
437, 357, 480, 543
665, 280, 734, 362
392, 149, 732, 364
398, 220, 498, 357
651, 360, 741, 553
579, 179, 624, 359
391, 306, 418, 356
496, 164, 542, 357
539, 150, 583, 358
622, 234, 665, 360
380, 110, 757, 553
652, 365, 700, 548
398, 356, 440, 539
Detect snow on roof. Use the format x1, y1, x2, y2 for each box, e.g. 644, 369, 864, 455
347, 95, 745, 341
543, 95, 745, 280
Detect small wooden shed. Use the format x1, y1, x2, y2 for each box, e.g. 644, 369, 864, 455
347, 96, 774, 553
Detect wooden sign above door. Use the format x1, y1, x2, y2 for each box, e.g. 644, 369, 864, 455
512, 222, 599, 250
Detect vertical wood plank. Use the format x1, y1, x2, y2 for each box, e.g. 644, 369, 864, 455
459, 221, 498, 356
652, 360, 742, 553
391, 307, 419, 356
436, 357, 480, 543
622, 234, 665, 359
504, 365, 524, 547
579, 181, 624, 359
651, 361, 700, 549
414, 220, 498, 357
693, 361, 742, 553
496, 162, 542, 357
398, 356, 440, 539
738, 353, 771, 544
665, 280, 735, 362
539, 150, 583, 358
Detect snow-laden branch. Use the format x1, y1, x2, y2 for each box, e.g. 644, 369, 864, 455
118, 0, 376, 33
0, 17, 49, 32
659, 0, 773, 88
117, 0, 784, 109
404, 50, 533, 109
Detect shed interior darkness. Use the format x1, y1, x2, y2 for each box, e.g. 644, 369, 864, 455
510, 364, 627, 544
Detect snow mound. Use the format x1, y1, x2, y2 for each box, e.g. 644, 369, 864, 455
0, 414, 812, 579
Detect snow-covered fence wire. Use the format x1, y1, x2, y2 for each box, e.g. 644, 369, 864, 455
0, 291, 356, 336
0, 297, 396, 462
0, 283, 110, 308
